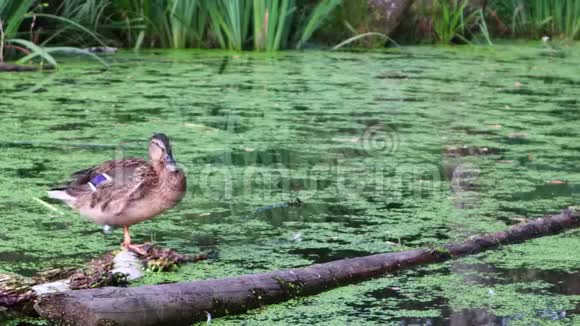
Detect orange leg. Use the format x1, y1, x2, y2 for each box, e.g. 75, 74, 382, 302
122, 225, 148, 256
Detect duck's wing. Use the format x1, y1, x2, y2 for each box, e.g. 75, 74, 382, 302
49, 158, 154, 201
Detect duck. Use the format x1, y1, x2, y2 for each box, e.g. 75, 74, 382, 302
48, 133, 186, 255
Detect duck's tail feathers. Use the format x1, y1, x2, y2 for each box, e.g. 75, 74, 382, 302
47, 189, 78, 202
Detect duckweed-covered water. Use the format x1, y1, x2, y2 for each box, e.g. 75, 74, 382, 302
1, 44, 579, 325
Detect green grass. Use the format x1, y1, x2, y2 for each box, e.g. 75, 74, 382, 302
423, 0, 578, 44
253, 0, 295, 51
3, 0, 579, 53
548, 0, 580, 38
168, 0, 207, 48
0, 0, 35, 62
206, 0, 252, 50
431, 0, 478, 44
57, 0, 110, 32
0, 0, 35, 39
477, 9, 493, 45
489, 0, 580, 39
251, 0, 342, 51
1, 1, 51, 64
295, 0, 341, 49
0, 1, 108, 66
33, 0, 341, 51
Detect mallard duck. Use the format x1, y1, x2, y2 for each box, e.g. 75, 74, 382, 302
48, 133, 186, 255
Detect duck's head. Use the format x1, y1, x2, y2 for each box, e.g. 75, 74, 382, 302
149, 133, 177, 172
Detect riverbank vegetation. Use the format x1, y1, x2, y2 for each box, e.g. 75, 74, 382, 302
1, 0, 579, 63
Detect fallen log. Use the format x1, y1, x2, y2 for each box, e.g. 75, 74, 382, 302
35, 208, 579, 326
0, 63, 39, 72
0, 245, 207, 318
0, 63, 55, 72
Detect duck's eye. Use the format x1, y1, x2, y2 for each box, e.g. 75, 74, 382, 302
164, 154, 171, 161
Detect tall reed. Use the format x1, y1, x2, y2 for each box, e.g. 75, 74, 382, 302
253, 0, 295, 51
0, 0, 107, 66
0, 0, 36, 39
550, 0, 580, 38
206, 0, 252, 50
491, 0, 580, 39
169, 0, 207, 48
58, 0, 110, 32
295, 0, 341, 49
1, 0, 55, 64
3, 0, 342, 51
431, 0, 477, 44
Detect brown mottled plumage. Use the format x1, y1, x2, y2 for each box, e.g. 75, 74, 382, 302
48, 133, 186, 254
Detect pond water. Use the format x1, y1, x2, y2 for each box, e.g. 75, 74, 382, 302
0, 44, 579, 325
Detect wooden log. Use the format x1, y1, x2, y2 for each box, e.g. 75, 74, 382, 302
0, 63, 55, 72
34, 208, 579, 326
0, 63, 38, 72
0, 246, 207, 319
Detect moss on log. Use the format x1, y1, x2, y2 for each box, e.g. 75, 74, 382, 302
35, 208, 579, 326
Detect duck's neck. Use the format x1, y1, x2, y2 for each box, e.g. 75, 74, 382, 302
152, 160, 166, 174
158, 166, 186, 202
155, 163, 178, 185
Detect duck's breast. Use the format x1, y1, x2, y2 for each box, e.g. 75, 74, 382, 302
113, 197, 177, 226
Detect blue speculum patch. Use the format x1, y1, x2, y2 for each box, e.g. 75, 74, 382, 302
89, 174, 108, 187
